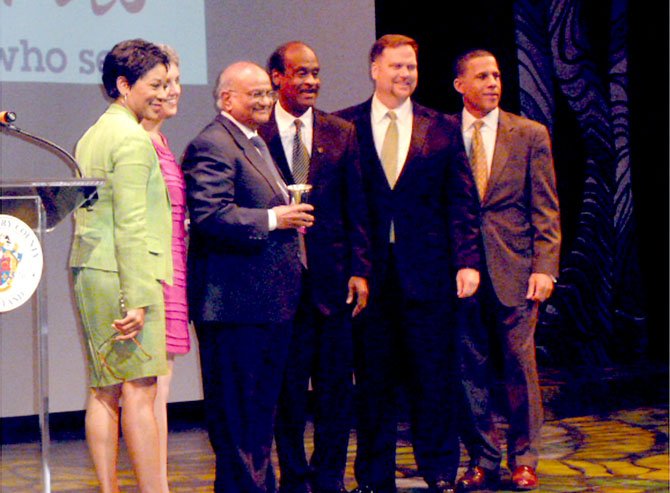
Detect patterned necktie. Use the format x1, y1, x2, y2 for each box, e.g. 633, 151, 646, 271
470, 119, 488, 199
254, 134, 307, 267
380, 110, 399, 188
250, 135, 289, 203
292, 119, 310, 184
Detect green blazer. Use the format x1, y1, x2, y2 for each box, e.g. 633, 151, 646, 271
70, 103, 172, 309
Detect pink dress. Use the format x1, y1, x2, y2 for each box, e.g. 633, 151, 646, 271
154, 134, 190, 354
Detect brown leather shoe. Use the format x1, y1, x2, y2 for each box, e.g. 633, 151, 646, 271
430, 479, 455, 493
455, 466, 497, 491
511, 466, 539, 490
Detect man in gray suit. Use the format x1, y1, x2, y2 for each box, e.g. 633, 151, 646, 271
452, 49, 561, 492
182, 61, 314, 493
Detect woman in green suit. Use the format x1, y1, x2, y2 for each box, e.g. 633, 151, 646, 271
70, 39, 172, 493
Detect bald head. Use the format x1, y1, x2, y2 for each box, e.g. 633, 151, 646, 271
214, 61, 274, 129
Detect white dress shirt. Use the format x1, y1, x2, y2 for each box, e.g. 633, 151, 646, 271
371, 94, 413, 181
274, 102, 314, 173
461, 107, 499, 175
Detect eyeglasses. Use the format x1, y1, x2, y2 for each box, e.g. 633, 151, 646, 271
94, 291, 152, 381
96, 331, 153, 382
228, 89, 278, 101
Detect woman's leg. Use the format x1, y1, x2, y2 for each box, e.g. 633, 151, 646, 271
155, 354, 175, 490
121, 376, 166, 493
86, 384, 122, 493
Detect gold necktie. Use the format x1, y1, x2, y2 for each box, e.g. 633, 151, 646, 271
381, 110, 399, 188
470, 119, 488, 199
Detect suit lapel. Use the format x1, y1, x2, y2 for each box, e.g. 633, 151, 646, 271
396, 102, 430, 187
263, 116, 294, 185
486, 110, 513, 200
217, 115, 286, 198
355, 100, 391, 190
310, 110, 330, 183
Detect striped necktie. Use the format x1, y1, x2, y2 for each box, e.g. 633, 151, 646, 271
292, 119, 310, 184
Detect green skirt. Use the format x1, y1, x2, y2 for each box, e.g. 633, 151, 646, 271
73, 268, 168, 388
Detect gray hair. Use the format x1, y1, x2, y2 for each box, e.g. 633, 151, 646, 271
158, 44, 180, 66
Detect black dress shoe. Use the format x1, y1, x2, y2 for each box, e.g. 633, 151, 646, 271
430, 479, 455, 493
279, 481, 313, 493
455, 466, 498, 491
349, 485, 374, 493
312, 484, 348, 493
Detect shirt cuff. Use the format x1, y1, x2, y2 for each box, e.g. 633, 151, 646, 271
268, 209, 277, 231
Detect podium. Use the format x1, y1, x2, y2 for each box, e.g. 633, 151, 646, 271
0, 179, 103, 493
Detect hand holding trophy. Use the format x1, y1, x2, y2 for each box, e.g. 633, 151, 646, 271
287, 184, 313, 234
287, 183, 313, 205
272, 184, 314, 231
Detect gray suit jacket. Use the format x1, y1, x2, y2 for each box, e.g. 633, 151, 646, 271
182, 114, 302, 324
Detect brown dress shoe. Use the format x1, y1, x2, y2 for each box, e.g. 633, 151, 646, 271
455, 466, 497, 491
511, 466, 539, 490
430, 479, 455, 493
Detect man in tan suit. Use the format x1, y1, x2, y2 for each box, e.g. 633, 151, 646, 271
452, 49, 561, 492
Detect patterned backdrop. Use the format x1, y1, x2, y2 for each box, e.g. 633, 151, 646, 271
512, 0, 647, 367
376, 0, 662, 370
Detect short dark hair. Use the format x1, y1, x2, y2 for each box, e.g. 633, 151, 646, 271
369, 34, 418, 65
267, 40, 312, 89
454, 49, 496, 78
102, 39, 169, 99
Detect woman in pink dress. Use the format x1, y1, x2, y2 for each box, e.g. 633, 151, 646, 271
141, 45, 189, 490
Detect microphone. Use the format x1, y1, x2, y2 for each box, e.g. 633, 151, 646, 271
0, 110, 17, 125
0, 110, 83, 177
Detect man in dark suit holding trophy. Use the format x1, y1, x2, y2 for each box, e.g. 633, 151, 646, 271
259, 41, 371, 493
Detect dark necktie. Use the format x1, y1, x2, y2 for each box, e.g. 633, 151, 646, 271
292, 119, 310, 184
250, 135, 289, 203
470, 119, 488, 199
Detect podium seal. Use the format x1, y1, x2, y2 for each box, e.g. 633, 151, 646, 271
0, 214, 44, 313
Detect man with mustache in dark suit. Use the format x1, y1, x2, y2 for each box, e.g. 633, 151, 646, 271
259, 41, 371, 493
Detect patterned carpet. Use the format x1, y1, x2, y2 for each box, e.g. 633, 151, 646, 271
1, 405, 668, 492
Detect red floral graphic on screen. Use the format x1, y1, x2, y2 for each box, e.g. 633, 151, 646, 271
3, 1, 145, 14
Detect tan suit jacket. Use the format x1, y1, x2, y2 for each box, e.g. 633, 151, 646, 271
476, 109, 561, 306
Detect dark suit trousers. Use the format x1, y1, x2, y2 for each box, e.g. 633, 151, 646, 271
275, 272, 354, 492
456, 272, 543, 471
196, 321, 292, 493
352, 246, 460, 492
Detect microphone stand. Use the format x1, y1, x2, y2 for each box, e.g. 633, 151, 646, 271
1, 118, 83, 178
1, 114, 94, 493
